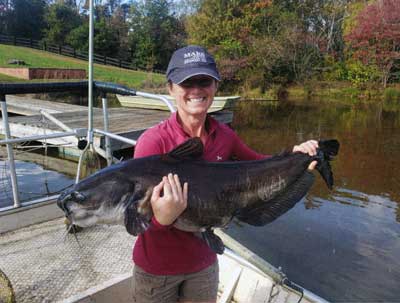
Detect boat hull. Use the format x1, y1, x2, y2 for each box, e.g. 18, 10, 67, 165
117, 94, 240, 112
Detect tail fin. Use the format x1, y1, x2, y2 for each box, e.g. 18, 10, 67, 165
316, 139, 340, 189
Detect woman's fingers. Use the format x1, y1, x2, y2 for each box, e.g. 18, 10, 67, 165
151, 180, 164, 200
167, 173, 179, 201
308, 161, 317, 171
293, 140, 319, 156
293, 140, 319, 171
173, 174, 184, 201
183, 182, 188, 207
162, 175, 172, 197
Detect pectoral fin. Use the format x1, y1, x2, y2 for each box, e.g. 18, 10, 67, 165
236, 172, 315, 226
124, 195, 151, 236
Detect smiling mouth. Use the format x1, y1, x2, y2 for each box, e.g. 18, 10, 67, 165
188, 97, 206, 103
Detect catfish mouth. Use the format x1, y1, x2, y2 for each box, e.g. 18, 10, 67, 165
57, 190, 100, 227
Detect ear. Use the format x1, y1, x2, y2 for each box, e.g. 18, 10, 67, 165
212, 80, 219, 94
167, 81, 174, 95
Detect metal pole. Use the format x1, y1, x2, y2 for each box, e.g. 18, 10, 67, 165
93, 129, 136, 146
0, 97, 20, 207
88, 0, 94, 143
0, 130, 78, 145
102, 97, 113, 166
39, 109, 72, 132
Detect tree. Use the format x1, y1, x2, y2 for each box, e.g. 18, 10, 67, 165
345, 0, 400, 87
6, 0, 47, 39
110, 4, 131, 59
128, 0, 184, 71
0, 0, 12, 34
186, 0, 326, 89
186, 0, 272, 86
44, 2, 82, 45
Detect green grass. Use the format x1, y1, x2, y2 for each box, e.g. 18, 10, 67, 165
0, 73, 24, 82
0, 44, 165, 90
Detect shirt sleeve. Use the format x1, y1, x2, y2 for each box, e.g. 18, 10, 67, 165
149, 216, 173, 231
133, 130, 163, 159
231, 130, 270, 160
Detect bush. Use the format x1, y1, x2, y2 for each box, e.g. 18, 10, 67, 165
346, 60, 380, 88
323, 56, 348, 81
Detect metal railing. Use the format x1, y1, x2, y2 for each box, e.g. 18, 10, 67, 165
0, 81, 175, 209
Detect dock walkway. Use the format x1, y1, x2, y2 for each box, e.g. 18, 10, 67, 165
5, 95, 87, 116
1, 95, 233, 152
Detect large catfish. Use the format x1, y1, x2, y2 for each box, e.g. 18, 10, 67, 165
58, 138, 339, 254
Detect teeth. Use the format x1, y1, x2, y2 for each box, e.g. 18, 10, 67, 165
189, 97, 205, 103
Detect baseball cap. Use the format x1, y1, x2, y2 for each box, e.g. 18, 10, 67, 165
166, 45, 221, 84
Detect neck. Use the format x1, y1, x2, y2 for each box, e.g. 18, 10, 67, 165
177, 112, 208, 139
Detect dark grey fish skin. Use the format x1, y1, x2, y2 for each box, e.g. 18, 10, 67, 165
57, 138, 339, 254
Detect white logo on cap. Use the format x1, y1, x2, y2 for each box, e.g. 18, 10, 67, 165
184, 51, 207, 64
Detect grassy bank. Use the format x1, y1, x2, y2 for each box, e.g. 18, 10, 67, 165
0, 44, 165, 91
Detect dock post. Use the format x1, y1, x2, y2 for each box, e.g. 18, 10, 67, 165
0, 96, 20, 207
102, 96, 113, 166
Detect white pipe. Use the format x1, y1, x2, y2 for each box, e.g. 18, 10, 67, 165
102, 97, 113, 166
135, 91, 176, 112
88, 0, 94, 142
1, 100, 20, 207
93, 129, 136, 146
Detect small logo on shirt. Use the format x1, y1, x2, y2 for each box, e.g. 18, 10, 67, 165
216, 155, 222, 161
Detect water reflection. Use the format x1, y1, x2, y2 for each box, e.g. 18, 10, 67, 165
0, 153, 75, 208
229, 99, 400, 302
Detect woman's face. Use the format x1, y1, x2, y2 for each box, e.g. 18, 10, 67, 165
168, 75, 218, 118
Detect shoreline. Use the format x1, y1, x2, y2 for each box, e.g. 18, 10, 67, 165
237, 82, 400, 103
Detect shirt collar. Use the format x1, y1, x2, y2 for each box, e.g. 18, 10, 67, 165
169, 112, 218, 138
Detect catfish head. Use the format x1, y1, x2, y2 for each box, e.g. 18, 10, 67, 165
57, 164, 153, 233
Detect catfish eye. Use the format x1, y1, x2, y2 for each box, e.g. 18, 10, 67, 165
71, 191, 86, 202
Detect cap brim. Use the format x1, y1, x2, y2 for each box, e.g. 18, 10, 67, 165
168, 67, 221, 84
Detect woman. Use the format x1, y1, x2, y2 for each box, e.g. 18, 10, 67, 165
132, 45, 318, 303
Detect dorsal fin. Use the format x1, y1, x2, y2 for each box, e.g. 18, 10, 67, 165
162, 137, 203, 162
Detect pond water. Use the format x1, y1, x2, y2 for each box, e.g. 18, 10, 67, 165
0, 156, 75, 208
226, 99, 400, 302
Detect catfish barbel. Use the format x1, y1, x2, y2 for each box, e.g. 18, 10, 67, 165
58, 138, 340, 253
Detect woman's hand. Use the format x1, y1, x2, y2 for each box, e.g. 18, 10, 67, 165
293, 140, 319, 170
150, 173, 188, 226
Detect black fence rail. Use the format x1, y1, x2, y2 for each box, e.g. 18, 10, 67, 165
0, 80, 137, 97
0, 34, 164, 74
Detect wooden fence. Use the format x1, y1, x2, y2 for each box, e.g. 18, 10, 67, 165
0, 34, 165, 74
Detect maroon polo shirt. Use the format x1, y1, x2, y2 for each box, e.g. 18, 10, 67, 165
132, 112, 267, 275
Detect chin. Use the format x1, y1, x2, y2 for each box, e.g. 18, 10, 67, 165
187, 107, 210, 115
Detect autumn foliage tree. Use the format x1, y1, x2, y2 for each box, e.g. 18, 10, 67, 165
345, 0, 400, 87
